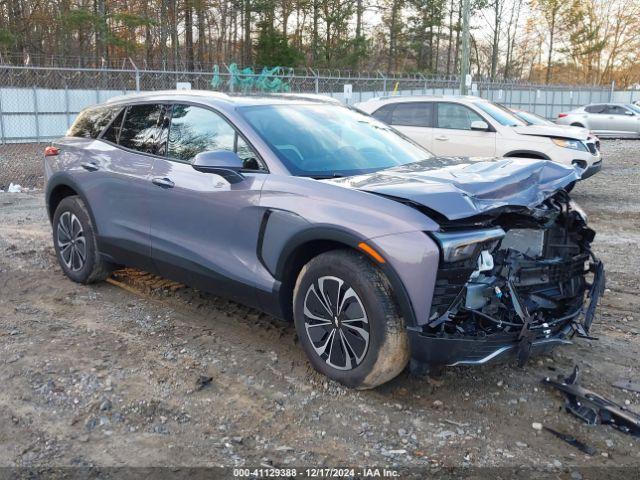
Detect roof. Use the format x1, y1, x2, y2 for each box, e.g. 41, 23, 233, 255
360, 94, 487, 104
102, 90, 342, 108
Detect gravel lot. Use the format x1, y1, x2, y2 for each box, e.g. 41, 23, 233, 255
1, 140, 640, 476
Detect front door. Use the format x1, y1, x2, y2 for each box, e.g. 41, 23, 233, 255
431, 102, 496, 157
148, 103, 268, 306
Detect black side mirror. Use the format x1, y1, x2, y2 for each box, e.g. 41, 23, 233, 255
192, 150, 245, 184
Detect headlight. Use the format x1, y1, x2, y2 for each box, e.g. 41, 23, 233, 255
551, 138, 588, 152
432, 228, 505, 263
569, 200, 588, 223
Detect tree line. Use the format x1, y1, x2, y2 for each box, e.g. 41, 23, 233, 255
1, 0, 638, 86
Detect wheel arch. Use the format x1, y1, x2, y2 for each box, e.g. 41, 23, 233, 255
268, 224, 417, 327
46, 174, 98, 232
503, 150, 550, 160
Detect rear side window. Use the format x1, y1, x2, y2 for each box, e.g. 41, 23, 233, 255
585, 105, 606, 113
101, 108, 125, 144
371, 104, 396, 124
68, 106, 121, 138
390, 102, 433, 127
118, 104, 166, 154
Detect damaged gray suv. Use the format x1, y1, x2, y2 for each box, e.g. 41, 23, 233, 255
45, 92, 605, 389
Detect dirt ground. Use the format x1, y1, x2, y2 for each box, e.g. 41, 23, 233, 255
1, 141, 640, 477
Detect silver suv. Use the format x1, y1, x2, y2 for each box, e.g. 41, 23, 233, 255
557, 103, 640, 138
45, 91, 604, 388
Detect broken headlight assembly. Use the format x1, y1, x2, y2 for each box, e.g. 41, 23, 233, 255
414, 192, 605, 368
431, 228, 504, 263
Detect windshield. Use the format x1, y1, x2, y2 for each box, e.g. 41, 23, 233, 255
239, 104, 432, 177
473, 101, 526, 127
512, 110, 553, 126
627, 104, 640, 114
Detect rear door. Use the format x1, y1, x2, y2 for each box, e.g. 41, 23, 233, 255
148, 103, 267, 306
381, 102, 434, 151
80, 103, 164, 270
584, 104, 610, 133
431, 102, 496, 156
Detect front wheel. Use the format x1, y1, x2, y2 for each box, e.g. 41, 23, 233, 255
293, 250, 409, 389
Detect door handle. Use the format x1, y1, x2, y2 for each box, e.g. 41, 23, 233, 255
435, 135, 449, 141
80, 162, 99, 172
152, 177, 175, 188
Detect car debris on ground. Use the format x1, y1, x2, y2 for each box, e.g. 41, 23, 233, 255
544, 365, 640, 436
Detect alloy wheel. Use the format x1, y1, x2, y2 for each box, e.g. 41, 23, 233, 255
56, 211, 86, 272
303, 276, 370, 370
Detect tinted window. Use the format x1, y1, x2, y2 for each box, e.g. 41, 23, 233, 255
390, 103, 433, 127
436, 103, 485, 130
102, 108, 125, 143
168, 104, 263, 170
585, 105, 606, 113
371, 104, 396, 124
68, 105, 121, 138
119, 104, 165, 154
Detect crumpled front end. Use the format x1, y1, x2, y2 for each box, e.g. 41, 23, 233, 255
408, 191, 605, 367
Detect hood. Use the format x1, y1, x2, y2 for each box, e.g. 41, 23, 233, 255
326, 157, 581, 221
511, 124, 590, 141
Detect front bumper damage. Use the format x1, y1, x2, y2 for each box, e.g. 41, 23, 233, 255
408, 191, 606, 367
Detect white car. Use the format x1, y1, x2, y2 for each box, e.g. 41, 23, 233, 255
355, 95, 602, 181
556, 103, 640, 139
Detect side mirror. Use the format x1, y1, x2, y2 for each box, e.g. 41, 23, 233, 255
192, 150, 245, 184
470, 120, 490, 131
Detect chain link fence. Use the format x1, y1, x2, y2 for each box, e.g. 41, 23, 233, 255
1, 64, 639, 190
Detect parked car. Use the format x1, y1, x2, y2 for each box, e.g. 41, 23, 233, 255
557, 103, 640, 138
355, 96, 602, 182
45, 92, 604, 389
509, 107, 600, 151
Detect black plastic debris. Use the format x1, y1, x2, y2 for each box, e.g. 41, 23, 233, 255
196, 375, 213, 390
543, 365, 640, 436
543, 426, 597, 455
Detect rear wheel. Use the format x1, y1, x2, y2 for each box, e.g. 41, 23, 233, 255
293, 250, 409, 389
52, 196, 113, 284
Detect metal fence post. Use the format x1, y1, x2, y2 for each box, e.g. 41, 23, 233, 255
33, 86, 40, 143
378, 71, 387, 95
312, 69, 319, 94
129, 58, 141, 92
610, 81, 615, 102
0, 89, 5, 144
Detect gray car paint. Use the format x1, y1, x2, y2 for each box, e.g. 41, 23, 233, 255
45, 91, 580, 330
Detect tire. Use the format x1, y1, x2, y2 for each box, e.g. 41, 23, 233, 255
52, 195, 112, 284
293, 249, 409, 389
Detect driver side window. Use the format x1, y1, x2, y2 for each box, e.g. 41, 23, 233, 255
167, 104, 265, 170
436, 103, 484, 130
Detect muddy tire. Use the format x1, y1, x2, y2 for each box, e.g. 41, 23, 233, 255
293, 249, 409, 389
52, 196, 113, 284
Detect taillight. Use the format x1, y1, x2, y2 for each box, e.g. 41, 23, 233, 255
558, 113, 568, 118
44, 146, 59, 157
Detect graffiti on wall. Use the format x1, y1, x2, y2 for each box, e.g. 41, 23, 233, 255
211, 64, 292, 93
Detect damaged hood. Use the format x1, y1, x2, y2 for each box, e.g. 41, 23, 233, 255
511, 124, 590, 141
327, 157, 581, 220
